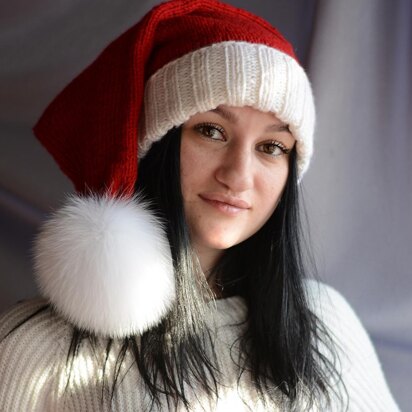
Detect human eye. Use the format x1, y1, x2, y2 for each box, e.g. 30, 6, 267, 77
257, 140, 291, 157
193, 123, 226, 141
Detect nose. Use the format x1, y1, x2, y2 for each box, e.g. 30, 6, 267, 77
215, 144, 254, 192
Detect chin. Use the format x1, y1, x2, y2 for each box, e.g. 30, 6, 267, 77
203, 234, 247, 251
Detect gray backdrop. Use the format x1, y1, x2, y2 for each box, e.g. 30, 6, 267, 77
0, 0, 410, 409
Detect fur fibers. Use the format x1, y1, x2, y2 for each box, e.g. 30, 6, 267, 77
33, 194, 175, 338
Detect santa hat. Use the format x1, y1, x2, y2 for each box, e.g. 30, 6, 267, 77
33, 0, 315, 338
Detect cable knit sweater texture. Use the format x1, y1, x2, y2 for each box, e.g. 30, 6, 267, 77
0, 280, 400, 411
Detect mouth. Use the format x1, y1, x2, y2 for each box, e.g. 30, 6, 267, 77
199, 193, 251, 215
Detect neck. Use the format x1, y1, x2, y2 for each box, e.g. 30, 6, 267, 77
194, 245, 223, 274
193, 245, 224, 298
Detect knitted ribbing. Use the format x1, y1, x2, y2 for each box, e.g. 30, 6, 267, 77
141, 41, 314, 176
0, 281, 400, 411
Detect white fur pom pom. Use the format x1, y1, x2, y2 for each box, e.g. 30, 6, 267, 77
34, 194, 175, 338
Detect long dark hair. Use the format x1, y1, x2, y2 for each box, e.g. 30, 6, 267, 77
128, 126, 346, 410
2, 126, 347, 411
211, 135, 347, 409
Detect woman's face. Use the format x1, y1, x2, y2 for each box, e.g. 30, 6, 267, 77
180, 105, 295, 270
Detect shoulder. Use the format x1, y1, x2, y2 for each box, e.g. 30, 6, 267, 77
0, 297, 71, 342
302, 279, 380, 357
0, 299, 73, 410
303, 278, 361, 328
302, 278, 371, 360
303, 277, 351, 311
302, 279, 401, 411
302, 278, 377, 370
0, 297, 73, 364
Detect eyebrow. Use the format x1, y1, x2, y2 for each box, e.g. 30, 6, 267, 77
210, 107, 291, 133
211, 107, 239, 123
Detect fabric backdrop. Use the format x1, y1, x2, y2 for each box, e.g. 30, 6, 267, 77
305, 1, 411, 407
0, 0, 410, 409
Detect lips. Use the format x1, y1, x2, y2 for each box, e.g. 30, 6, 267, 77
199, 193, 251, 210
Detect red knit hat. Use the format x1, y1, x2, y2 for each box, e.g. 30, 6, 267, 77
33, 0, 315, 338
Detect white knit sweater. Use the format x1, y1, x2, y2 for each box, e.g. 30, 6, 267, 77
0, 280, 400, 411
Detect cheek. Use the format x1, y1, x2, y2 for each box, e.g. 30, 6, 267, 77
180, 140, 200, 198
180, 132, 217, 196
180, 136, 212, 213
259, 162, 289, 214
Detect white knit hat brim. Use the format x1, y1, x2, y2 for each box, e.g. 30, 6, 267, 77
140, 41, 315, 177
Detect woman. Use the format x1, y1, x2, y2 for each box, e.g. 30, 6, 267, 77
0, 0, 400, 411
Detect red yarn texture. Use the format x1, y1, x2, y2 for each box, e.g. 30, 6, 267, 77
33, 0, 297, 196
